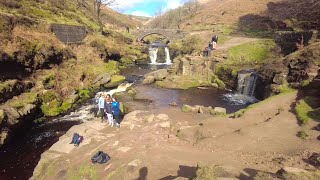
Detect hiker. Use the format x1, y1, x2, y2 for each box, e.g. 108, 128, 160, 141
211, 35, 218, 49
104, 94, 114, 127
112, 97, 121, 127
203, 47, 209, 57
97, 94, 105, 121
208, 41, 213, 50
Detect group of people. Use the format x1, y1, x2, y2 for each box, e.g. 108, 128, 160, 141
203, 35, 219, 57
97, 94, 121, 127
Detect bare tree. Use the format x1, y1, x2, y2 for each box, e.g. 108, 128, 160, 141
94, 0, 115, 33
185, 0, 201, 18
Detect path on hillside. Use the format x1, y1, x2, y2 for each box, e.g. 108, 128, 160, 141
218, 36, 259, 50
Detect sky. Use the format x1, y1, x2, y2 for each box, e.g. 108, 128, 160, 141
110, 0, 189, 17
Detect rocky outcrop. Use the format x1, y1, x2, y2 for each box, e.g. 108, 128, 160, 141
144, 69, 168, 81
0, 79, 33, 103
182, 105, 227, 115
152, 56, 223, 89
275, 31, 314, 55
103, 75, 126, 88
93, 73, 111, 86
0, 92, 41, 147
257, 42, 320, 98
170, 56, 215, 77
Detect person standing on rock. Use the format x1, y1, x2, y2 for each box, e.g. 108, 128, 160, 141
97, 94, 105, 122
112, 97, 121, 128
104, 94, 114, 127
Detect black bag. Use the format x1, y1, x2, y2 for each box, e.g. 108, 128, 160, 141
91, 151, 110, 164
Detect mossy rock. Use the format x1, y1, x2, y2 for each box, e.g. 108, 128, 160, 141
182, 105, 192, 112
60, 101, 72, 112
41, 99, 62, 117
104, 75, 125, 88
41, 90, 58, 103
127, 89, 136, 96
8, 92, 39, 110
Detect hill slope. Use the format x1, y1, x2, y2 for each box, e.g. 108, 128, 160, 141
0, 0, 146, 147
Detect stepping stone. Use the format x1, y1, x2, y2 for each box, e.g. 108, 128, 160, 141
159, 121, 170, 128
113, 141, 119, 147
118, 147, 131, 153
128, 159, 142, 167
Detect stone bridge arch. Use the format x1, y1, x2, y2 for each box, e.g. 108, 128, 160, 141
133, 29, 186, 42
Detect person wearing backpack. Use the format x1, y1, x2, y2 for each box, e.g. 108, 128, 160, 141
112, 97, 121, 128
104, 94, 114, 127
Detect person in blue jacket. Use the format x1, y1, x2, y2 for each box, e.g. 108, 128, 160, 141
112, 97, 121, 127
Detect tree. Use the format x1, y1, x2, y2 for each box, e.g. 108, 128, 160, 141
185, 0, 201, 18
94, 0, 115, 33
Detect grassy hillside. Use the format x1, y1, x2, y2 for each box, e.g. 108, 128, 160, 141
148, 0, 320, 35
0, 0, 145, 122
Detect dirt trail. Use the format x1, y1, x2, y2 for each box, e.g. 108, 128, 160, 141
32, 91, 320, 180
218, 37, 259, 50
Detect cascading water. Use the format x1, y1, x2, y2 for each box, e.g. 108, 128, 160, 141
222, 70, 259, 105
149, 47, 158, 64
164, 47, 172, 64
237, 72, 258, 96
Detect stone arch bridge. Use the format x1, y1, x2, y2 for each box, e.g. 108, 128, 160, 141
133, 29, 187, 43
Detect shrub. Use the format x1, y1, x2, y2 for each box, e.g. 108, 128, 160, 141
295, 97, 317, 125
297, 130, 309, 140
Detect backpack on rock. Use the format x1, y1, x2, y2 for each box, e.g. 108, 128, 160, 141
91, 151, 110, 164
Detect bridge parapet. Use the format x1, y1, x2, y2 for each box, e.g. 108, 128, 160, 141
133, 28, 186, 42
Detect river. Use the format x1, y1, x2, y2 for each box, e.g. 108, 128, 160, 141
0, 64, 253, 180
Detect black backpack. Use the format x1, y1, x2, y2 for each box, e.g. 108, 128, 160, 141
91, 151, 110, 164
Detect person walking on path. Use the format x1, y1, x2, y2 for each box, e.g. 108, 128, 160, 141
97, 94, 105, 122
104, 94, 114, 127
112, 97, 121, 128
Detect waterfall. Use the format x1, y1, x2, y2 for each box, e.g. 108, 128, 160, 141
237, 71, 258, 96
148, 47, 158, 64
96, 82, 133, 97
164, 47, 172, 64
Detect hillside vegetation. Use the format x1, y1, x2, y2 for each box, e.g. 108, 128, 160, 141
0, 0, 146, 146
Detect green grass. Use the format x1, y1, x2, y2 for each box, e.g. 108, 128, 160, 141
295, 96, 320, 125
228, 40, 276, 65
67, 164, 98, 180
297, 130, 309, 140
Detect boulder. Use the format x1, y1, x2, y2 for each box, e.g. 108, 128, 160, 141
127, 89, 136, 96
182, 105, 200, 113
104, 75, 126, 88
277, 167, 308, 176
65, 94, 80, 104
3, 107, 21, 125
93, 73, 111, 86
0, 128, 9, 145
211, 107, 227, 115
308, 153, 320, 168
0, 109, 6, 124
144, 69, 168, 81
20, 104, 37, 116
199, 106, 212, 114
143, 76, 155, 84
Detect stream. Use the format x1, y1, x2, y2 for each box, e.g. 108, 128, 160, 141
0, 64, 255, 180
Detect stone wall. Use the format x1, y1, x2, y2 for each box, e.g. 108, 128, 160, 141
51, 24, 87, 43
